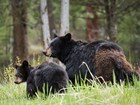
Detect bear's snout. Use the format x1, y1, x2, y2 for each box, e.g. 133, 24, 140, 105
42, 48, 52, 57
42, 50, 47, 55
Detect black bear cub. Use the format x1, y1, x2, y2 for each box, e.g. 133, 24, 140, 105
43, 33, 138, 84
14, 60, 69, 98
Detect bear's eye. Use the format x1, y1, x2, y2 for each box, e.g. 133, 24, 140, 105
50, 43, 54, 47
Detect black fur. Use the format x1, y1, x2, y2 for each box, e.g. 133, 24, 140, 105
14, 60, 69, 98
43, 33, 136, 84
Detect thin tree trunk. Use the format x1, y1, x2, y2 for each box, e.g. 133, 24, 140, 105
86, 5, 99, 42
59, 0, 69, 66
60, 0, 69, 36
11, 0, 28, 63
40, 0, 51, 49
47, 0, 56, 39
47, 0, 60, 63
104, 0, 117, 42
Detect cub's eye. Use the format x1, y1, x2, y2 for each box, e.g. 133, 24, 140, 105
15, 73, 23, 78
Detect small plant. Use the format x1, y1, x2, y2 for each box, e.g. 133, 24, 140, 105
4, 64, 15, 83
15, 56, 22, 65
3, 56, 21, 83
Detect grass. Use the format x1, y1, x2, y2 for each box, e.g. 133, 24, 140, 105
0, 63, 140, 105
0, 80, 140, 105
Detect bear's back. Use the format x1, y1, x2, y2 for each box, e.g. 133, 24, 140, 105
30, 62, 68, 83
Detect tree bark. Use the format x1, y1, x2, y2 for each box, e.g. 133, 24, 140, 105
40, 0, 51, 49
11, 0, 28, 63
104, 0, 117, 42
60, 0, 69, 36
86, 5, 99, 42
47, 0, 56, 39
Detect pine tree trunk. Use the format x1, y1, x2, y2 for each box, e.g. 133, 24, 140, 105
104, 0, 117, 42
47, 0, 56, 39
59, 0, 69, 66
86, 5, 99, 42
40, 0, 51, 49
60, 0, 69, 36
11, 0, 28, 62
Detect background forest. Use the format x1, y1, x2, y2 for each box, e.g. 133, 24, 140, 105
0, 0, 140, 79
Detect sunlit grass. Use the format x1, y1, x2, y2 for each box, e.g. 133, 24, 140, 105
1, 62, 140, 105
0, 78, 140, 105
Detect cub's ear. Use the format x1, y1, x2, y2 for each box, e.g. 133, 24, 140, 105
29, 65, 34, 69
22, 60, 29, 67
14, 65, 19, 69
63, 33, 71, 41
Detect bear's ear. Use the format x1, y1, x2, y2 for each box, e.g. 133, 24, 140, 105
53, 33, 58, 38
63, 33, 71, 41
22, 60, 29, 67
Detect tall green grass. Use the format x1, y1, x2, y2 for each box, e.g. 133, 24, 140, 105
0, 80, 140, 105
0, 63, 140, 105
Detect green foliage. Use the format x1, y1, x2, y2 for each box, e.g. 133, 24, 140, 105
118, 11, 140, 63
0, 0, 12, 68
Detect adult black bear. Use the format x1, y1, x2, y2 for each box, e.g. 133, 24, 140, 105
43, 33, 138, 84
14, 60, 69, 97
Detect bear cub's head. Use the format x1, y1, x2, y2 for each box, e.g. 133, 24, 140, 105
42, 33, 72, 58
14, 60, 31, 84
